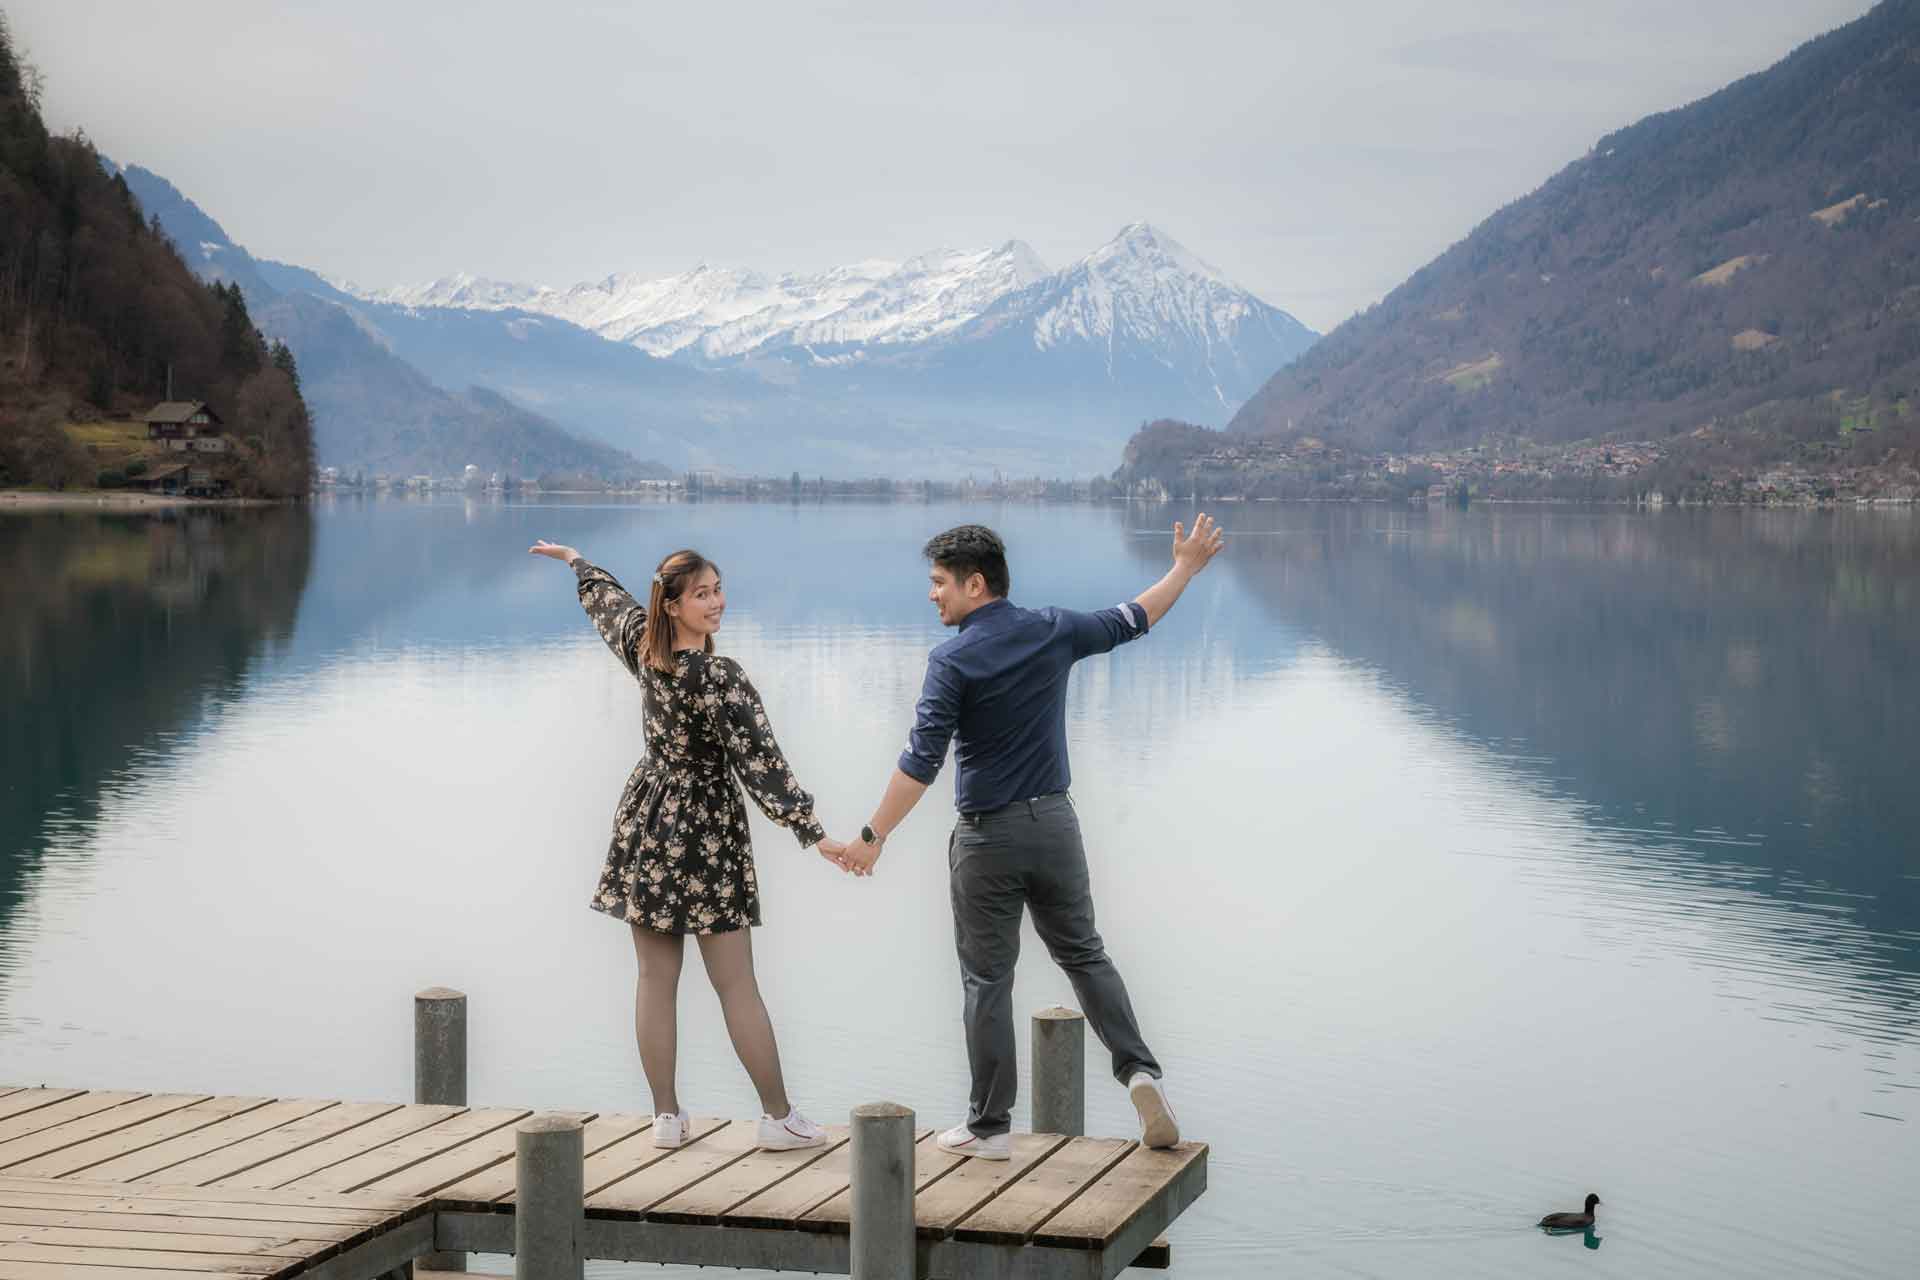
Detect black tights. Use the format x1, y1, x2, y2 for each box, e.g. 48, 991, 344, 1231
628, 925, 791, 1118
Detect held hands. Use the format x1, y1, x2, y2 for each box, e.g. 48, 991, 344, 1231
842, 832, 883, 877
816, 832, 883, 877
1171, 513, 1226, 575
528, 539, 581, 564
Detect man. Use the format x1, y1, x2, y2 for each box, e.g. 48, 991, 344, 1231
836, 515, 1225, 1159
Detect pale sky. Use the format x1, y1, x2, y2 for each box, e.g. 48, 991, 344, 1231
19, 0, 1875, 331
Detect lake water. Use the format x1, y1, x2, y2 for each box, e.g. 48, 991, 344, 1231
2, 497, 1916, 1278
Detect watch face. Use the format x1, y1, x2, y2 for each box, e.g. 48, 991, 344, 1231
861, 825, 876, 844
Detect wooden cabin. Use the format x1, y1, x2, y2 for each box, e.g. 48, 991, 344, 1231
144, 401, 229, 452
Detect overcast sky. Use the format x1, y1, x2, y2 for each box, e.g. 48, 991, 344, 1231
20, 0, 1875, 331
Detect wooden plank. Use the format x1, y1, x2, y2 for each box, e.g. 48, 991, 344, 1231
293, 1213, 432, 1280
78, 1100, 337, 1185
280, 1108, 528, 1194
0, 1092, 87, 1126
0, 1261, 262, 1280
0, 1241, 283, 1274
588, 1122, 758, 1217
950, 1137, 1134, 1246
3, 1097, 266, 1179
0, 1092, 149, 1147
721, 1128, 929, 1230
910, 1133, 1070, 1237
207, 1105, 460, 1191
1031, 1142, 1207, 1249
358, 1110, 591, 1199
0, 1095, 215, 1173
0, 1206, 353, 1245
0, 1224, 315, 1259
0, 1175, 420, 1214
562, 1116, 730, 1201
155, 1103, 400, 1188
0, 1189, 388, 1229
799, 1130, 965, 1235
436, 1112, 651, 1208
648, 1126, 849, 1224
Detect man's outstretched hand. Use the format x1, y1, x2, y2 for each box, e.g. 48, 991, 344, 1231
1172, 513, 1226, 575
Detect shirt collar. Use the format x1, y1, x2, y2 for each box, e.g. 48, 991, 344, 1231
957, 597, 1012, 633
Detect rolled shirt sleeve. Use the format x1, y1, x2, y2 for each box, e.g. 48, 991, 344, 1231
897, 653, 964, 784
1062, 601, 1150, 660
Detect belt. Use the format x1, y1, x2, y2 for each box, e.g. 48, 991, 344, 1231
957, 791, 1070, 825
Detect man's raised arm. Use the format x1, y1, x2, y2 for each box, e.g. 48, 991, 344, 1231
1134, 512, 1226, 627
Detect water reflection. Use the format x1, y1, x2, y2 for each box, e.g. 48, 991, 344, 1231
2, 498, 1916, 1278
0, 508, 312, 985
1117, 503, 1920, 1047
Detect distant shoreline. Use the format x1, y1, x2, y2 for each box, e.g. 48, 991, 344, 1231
0, 489, 282, 511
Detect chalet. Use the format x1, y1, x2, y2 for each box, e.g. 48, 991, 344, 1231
144, 401, 230, 454
132, 462, 226, 498
133, 462, 190, 496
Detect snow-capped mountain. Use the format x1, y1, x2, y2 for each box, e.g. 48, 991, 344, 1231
353, 224, 1312, 423
974, 222, 1318, 413
359, 241, 1051, 362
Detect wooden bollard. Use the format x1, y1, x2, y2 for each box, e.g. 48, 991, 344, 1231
515, 1115, 583, 1280
850, 1102, 915, 1280
415, 987, 468, 1271
1032, 1006, 1085, 1137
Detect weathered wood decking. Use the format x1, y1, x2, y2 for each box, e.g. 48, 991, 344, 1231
0, 1086, 1204, 1279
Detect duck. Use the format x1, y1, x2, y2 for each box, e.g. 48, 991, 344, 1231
1538, 1193, 1601, 1231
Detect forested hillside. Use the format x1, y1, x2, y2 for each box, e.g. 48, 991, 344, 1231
1177, 0, 1920, 476
0, 14, 313, 496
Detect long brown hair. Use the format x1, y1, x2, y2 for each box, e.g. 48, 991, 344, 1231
641, 549, 720, 674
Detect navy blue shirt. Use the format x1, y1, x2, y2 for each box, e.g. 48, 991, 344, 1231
898, 597, 1150, 813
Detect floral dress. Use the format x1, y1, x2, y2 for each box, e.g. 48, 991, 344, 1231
572, 559, 825, 934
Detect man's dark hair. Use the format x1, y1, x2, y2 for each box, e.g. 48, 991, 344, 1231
923, 524, 1009, 598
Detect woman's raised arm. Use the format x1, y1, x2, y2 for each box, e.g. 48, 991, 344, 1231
530, 540, 648, 677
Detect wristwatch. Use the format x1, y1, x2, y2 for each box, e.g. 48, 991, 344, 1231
861, 824, 882, 845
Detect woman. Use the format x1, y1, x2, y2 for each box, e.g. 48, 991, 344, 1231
530, 539, 845, 1151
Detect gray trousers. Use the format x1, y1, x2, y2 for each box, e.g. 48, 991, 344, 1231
948, 792, 1160, 1138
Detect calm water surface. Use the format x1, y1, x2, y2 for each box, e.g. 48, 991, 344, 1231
1, 498, 1915, 1277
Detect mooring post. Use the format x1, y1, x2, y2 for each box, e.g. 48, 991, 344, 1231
415, 986, 468, 1107
1032, 1005, 1086, 1137
850, 1102, 915, 1280
414, 986, 467, 1271
515, 1114, 584, 1280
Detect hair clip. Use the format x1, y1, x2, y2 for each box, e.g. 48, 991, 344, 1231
652, 573, 664, 585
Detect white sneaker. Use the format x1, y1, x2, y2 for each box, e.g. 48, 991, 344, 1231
652, 1108, 691, 1149
1128, 1073, 1180, 1149
936, 1123, 1010, 1161
757, 1107, 828, 1151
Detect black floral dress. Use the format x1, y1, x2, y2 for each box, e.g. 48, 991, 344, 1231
572, 559, 825, 934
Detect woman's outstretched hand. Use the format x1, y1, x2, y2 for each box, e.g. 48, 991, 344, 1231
529, 539, 580, 565
816, 836, 853, 873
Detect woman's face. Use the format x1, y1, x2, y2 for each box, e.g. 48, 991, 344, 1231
670, 567, 725, 639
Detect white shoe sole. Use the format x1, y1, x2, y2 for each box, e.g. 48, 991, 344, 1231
936, 1136, 1010, 1161
1129, 1078, 1180, 1149
757, 1128, 827, 1151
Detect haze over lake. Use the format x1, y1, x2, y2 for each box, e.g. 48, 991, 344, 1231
2, 497, 1915, 1278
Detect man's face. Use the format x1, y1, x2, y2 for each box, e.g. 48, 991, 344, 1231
928, 564, 986, 627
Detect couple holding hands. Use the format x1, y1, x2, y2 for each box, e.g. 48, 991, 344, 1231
528, 517, 1224, 1159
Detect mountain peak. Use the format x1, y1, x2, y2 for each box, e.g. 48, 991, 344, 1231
1084, 222, 1223, 282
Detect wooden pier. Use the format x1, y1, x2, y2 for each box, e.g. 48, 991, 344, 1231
0, 994, 1206, 1279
